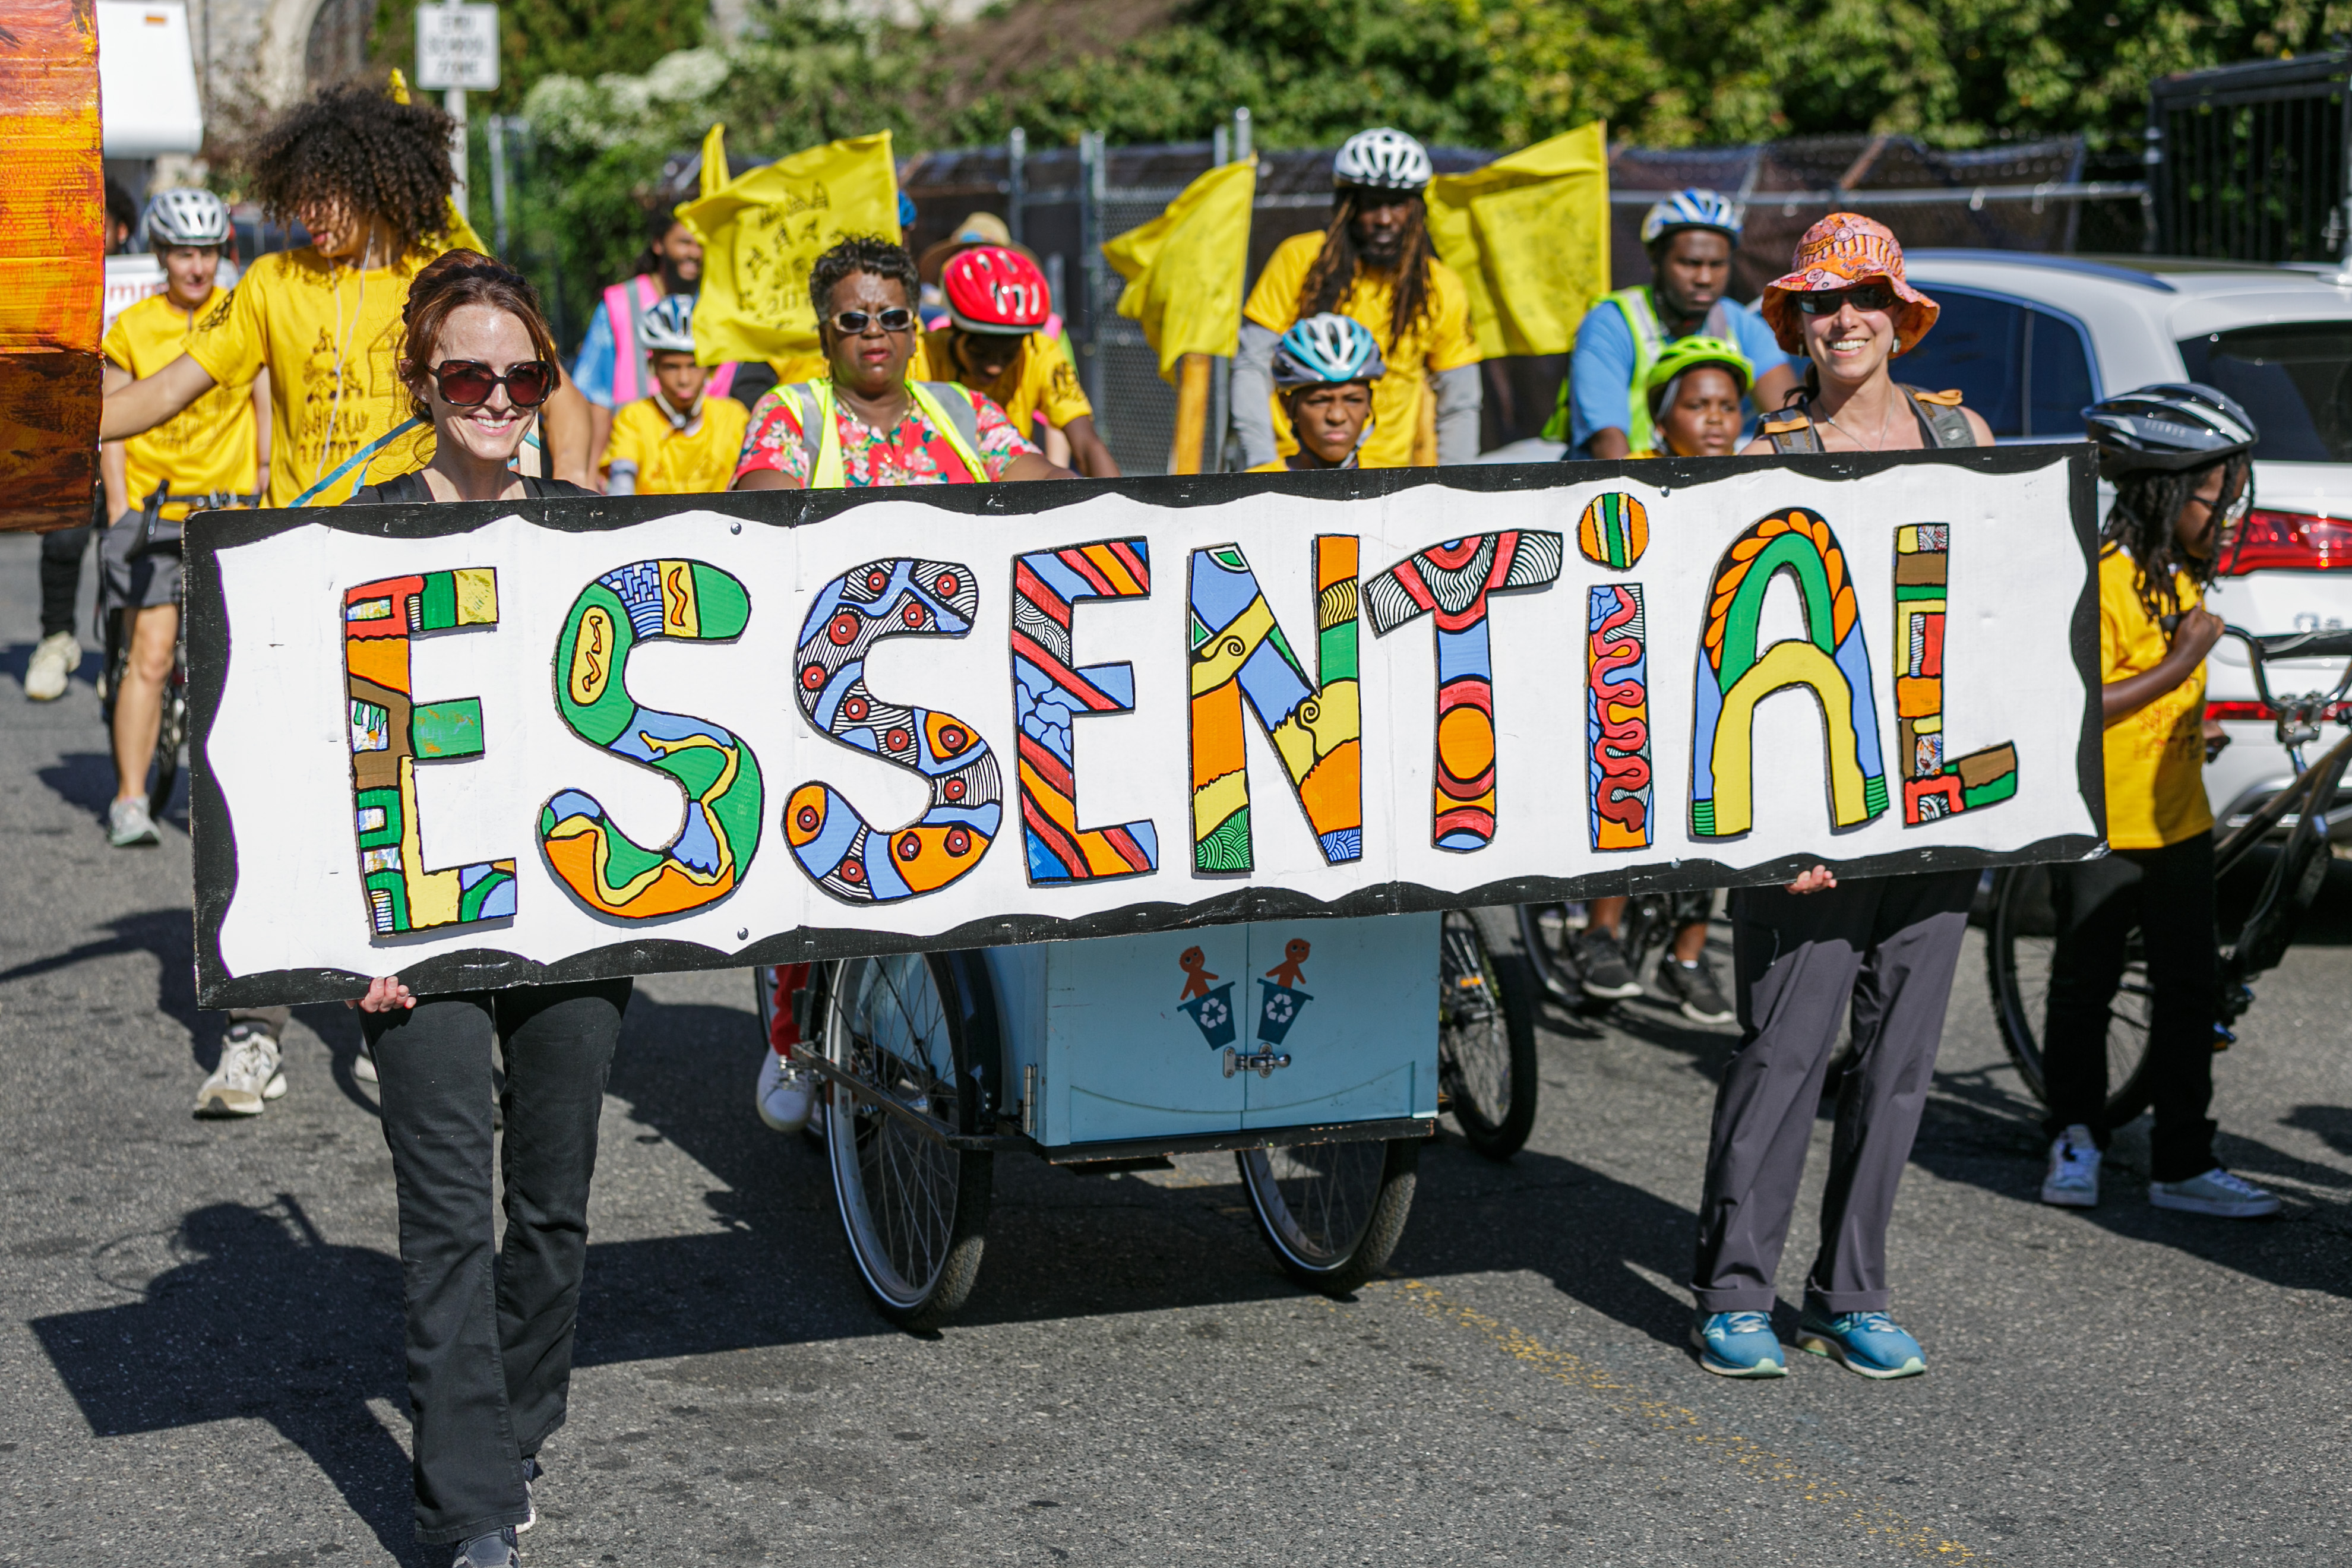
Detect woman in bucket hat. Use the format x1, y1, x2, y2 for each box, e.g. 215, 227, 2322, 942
1690, 214, 1991, 1382
1744, 211, 1992, 455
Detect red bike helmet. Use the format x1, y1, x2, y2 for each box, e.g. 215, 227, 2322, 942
941, 245, 1051, 335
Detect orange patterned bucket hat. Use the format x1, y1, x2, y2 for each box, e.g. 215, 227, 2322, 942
1760, 212, 1939, 358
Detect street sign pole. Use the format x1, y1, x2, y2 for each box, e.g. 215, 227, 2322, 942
447, 83, 467, 219
416, 0, 498, 226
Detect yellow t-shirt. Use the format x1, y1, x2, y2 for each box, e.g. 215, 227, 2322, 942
603, 395, 752, 496
103, 289, 258, 518
2099, 544, 2214, 849
186, 247, 438, 508
953, 331, 1093, 437
1243, 231, 1481, 470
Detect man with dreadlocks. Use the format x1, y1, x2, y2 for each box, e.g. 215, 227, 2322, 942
102, 82, 589, 506
1232, 128, 1481, 470
2035, 384, 2280, 1221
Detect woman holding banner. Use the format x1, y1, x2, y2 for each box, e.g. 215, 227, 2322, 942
1685, 216, 1991, 1383
346, 252, 614, 1568
734, 233, 1071, 1133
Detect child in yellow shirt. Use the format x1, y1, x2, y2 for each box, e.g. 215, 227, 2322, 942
2041, 383, 2278, 1219
600, 295, 750, 496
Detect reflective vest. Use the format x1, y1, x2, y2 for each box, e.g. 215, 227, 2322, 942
776, 379, 994, 489
1546, 285, 1738, 451
602, 274, 737, 405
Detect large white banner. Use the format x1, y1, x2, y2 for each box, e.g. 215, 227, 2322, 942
188, 448, 2101, 1006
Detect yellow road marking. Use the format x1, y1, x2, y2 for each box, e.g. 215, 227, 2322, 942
1391, 1280, 1977, 1560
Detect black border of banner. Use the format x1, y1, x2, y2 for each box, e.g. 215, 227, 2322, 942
186, 445, 2102, 1007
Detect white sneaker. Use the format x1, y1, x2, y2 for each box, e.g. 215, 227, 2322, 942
2149, 1166, 2281, 1218
194, 1025, 286, 1117
107, 796, 161, 848
24, 631, 76, 701
2041, 1124, 2101, 1207
755, 1049, 815, 1133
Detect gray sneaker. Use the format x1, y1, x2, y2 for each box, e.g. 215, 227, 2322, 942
194, 1025, 285, 1117
24, 631, 75, 701
1574, 930, 1643, 998
1656, 954, 1734, 1023
452, 1527, 519, 1568
2149, 1166, 2280, 1218
107, 796, 161, 848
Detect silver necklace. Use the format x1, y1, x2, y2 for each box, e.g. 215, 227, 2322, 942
1822, 394, 1902, 451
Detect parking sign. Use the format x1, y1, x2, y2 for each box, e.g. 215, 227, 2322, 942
415, 2, 498, 91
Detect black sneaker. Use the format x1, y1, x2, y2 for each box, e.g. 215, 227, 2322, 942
1658, 954, 1734, 1023
1575, 931, 1643, 998
453, 1527, 519, 1568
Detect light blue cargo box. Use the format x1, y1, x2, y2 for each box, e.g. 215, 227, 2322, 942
982, 912, 1441, 1150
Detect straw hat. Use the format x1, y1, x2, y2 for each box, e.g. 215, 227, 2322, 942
1760, 212, 1939, 357
917, 210, 1038, 283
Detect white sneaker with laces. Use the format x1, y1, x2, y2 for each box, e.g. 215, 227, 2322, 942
24, 631, 76, 701
2149, 1166, 2280, 1218
2041, 1124, 2101, 1207
195, 1026, 286, 1117
755, 1049, 815, 1133
107, 796, 161, 848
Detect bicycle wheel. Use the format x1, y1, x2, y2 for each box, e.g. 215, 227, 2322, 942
1439, 908, 1539, 1160
1985, 865, 2154, 1127
148, 651, 185, 817
822, 951, 994, 1330
1237, 1135, 1419, 1295
1513, 902, 1622, 1016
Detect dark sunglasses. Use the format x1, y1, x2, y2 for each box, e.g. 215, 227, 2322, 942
432, 359, 556, 408
1794, 283, 1899, 316
830, 307, 915, 335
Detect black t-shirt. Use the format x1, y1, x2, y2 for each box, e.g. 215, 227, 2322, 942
344, 472, 598, 505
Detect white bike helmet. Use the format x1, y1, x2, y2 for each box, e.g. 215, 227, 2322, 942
145, 188, 231, 251
1333, 128, 1433, 193
639, 294, 698, 355
1639, 188, 1742, 248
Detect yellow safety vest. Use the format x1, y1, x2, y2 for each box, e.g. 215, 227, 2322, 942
781, 378, 994, 489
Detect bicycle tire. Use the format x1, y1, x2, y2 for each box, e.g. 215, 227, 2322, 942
1514, 902, 1628, 1017
1439, 908, 1539, 1160
1238, 1134, 1420, 1295
2223, 737, 2351, 995
1984, 865, 2155, 1127
822, 952, 994, 1330
98, 605, 187, 817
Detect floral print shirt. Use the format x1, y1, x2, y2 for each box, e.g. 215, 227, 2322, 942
732, 382, 1036, 486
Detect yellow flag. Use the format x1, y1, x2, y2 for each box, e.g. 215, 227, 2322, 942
1426, 122, 1611, 358
676, 131, 901, 365
1102, 156, 1256, 381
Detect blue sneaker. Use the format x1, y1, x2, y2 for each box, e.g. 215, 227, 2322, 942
1690, 1310, 1787, 1377
1795, 1308, 1926, 1379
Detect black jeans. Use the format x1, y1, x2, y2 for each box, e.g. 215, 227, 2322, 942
362, 978, 630, 1545
40, 521, 91, 640
1691, 871, 1976, 1316
2041, 834, 2217, 1181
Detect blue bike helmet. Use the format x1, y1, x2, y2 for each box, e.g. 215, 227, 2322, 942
638, 294, 698, 355
1272, 313, 1386, 390
1640, 188, 1742, 248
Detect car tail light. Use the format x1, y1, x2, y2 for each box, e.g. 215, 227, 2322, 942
2207, 699, 2352, 722
2223, 509, 2352, 574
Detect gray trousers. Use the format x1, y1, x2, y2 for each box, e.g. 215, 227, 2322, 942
1690, 870, 1976, 1315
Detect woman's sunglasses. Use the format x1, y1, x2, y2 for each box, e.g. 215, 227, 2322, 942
432, 359, 555, 409
1794, 283, 1900, 316
830, 307, 915, 335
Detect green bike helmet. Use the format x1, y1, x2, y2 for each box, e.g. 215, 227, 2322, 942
1642, 334, 1754, 420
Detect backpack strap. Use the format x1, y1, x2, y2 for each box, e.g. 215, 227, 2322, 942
1759, 407, 1825, 454
1902, 385, 1978, 448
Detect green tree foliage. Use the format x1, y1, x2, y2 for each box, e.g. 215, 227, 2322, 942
370, 0, 707, 113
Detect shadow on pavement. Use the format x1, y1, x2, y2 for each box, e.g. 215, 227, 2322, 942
29, 1196, 420, 1564
0, 906, 201, 1038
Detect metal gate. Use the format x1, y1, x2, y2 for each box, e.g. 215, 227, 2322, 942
2149, 53, 2352, 264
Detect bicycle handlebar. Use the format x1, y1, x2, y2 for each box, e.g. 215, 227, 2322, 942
2220, 623, 2352, 716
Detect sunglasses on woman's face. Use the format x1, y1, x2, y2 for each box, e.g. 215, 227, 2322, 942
830, 307, 915, 336
432, 359, 555, 409
1794, 283, 1899, 316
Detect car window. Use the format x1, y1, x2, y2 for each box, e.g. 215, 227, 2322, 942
2177, 324, 2352, 462
2024, 308, 2096, 438
1899, 289, 2021, 437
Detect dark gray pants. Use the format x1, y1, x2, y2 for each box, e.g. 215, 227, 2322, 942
1690, 870, 1976, 1316
363, 978, 629, 1545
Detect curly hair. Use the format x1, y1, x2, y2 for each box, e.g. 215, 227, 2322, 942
397, 251, 561, 422
808, 235, 920, 324
1296, 190, 1435, 352
245, 83, 456, 258
2103, 453, 2251, 621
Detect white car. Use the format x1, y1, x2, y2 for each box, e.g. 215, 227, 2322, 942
1901, 251, 2352, 838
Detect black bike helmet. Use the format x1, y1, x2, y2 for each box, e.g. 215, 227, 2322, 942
2082, 382, 2259, 475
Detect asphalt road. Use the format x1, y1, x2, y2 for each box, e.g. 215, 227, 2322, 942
3, 528, 2351, 1566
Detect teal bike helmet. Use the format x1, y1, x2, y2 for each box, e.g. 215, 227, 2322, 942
1272, 312, 1387, 390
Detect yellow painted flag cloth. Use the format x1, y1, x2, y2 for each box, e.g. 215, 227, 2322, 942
1102, 156, 1256, 381
1425, 122, 1610, 359
678, 130, 902, 366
